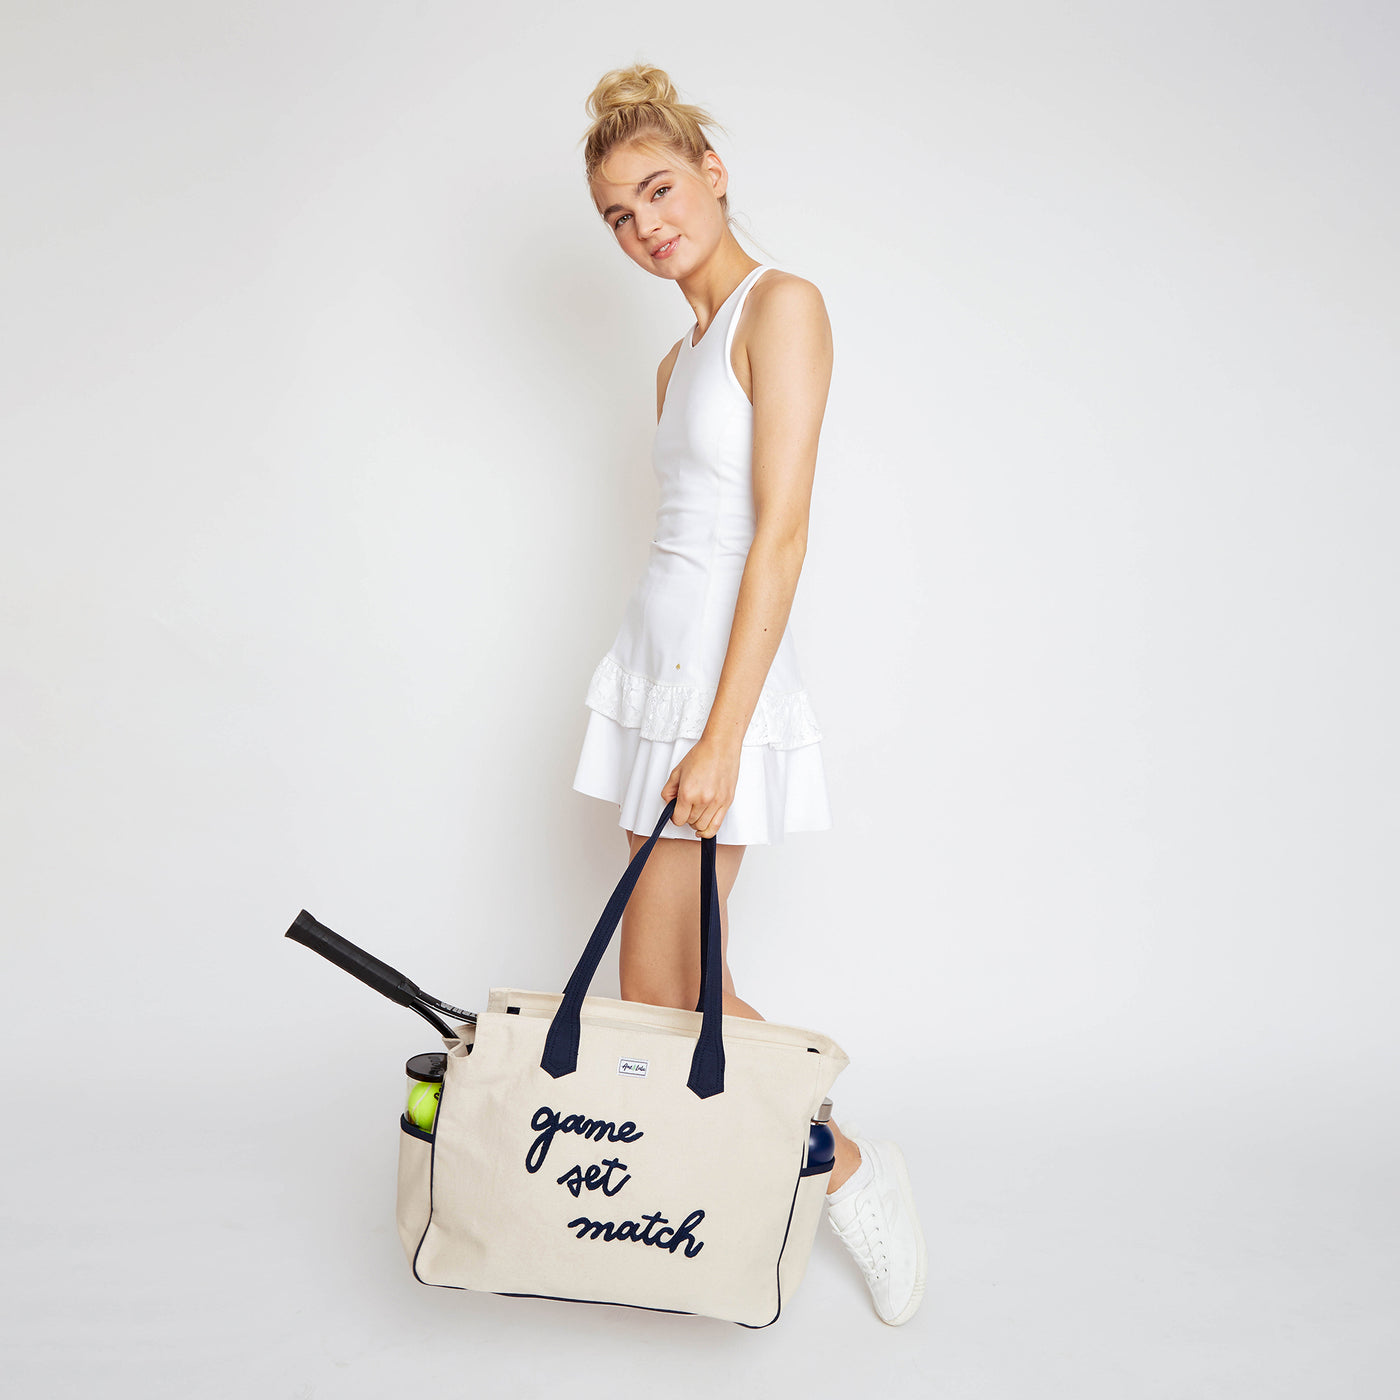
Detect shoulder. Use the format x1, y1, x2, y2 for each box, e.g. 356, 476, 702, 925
748, 269, 827, 324
742, 269, 830, 349
731, 270, 833, 405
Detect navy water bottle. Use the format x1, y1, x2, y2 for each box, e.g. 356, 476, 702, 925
803, 1096, 836, 1177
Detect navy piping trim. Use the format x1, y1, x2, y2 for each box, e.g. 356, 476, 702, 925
399, 1112, 435, 1144
493, 1291, 694, 1316
732, 1160, 804, 1329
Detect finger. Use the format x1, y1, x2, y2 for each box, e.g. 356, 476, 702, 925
663, 767, 689, 824
680, 789, 715, 833
692, 799, 722, 838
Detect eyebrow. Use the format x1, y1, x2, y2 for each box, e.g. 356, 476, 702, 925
600, 170, 672, 220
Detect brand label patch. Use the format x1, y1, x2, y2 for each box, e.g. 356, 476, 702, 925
618, 1057, 649, 1078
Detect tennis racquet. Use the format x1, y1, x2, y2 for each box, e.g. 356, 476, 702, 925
284, 908, 476, 1038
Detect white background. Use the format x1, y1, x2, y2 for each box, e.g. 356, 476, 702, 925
2, 2, 1396, 1395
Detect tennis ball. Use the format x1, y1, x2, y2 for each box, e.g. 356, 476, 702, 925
407, 1081, 440, 1132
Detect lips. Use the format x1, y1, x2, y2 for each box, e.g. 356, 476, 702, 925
651, 237, 679, 259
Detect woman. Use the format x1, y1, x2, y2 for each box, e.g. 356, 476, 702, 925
570, 63, 927, 1327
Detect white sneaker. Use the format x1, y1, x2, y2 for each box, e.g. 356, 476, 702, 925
825, 1136, 927, 1325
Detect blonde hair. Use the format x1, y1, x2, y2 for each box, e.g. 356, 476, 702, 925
582, 63, 731, 222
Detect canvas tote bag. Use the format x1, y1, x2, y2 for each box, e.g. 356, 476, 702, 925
395, 797, 850, 1327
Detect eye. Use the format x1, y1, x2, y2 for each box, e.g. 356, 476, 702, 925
611, 185, 671, 232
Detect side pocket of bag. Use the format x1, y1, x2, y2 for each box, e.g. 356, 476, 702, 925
777, 1155, 832, 1308
396, 1113, 434, 1266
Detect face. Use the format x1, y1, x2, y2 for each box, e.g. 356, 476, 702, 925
591, 139, 729, 278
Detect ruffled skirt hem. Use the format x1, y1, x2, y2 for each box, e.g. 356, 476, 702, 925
571, 707, 831, 846
584, 653, 824, 749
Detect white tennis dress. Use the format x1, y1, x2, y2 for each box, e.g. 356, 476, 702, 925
571, 262, 832, 845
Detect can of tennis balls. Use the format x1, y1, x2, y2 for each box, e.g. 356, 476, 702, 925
404, 1052, 447, 1134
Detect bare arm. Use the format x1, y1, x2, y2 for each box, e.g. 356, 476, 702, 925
702, 274, 832, 753
657, 338, 683, 422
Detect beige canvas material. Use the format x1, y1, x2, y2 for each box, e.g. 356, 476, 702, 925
397, 995, 847, 1325
393, 799, 849, 1326
396, 1121, 432, 1261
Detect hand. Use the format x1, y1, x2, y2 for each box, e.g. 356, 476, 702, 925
662, 736, 740, 840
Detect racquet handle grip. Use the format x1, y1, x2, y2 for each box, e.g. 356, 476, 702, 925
285, 909, 422, 1008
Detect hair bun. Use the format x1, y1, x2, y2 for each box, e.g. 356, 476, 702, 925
586, 63, 679, 121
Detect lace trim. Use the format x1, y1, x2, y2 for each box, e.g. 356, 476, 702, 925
584, 653, 824, 750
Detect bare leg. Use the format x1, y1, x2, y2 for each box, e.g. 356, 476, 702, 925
619, 828, 863, 1191
824, 1120, 862, 1190
619, 827, 760, 1018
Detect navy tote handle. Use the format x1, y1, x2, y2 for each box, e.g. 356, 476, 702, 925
540, 798, 726, 1098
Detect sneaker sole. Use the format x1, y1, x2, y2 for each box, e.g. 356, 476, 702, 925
863, 1137, 927, 1326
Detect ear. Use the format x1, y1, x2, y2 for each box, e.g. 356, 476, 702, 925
702, 149, 729, 201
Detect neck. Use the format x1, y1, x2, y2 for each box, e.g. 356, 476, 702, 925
680, 240, 762, 332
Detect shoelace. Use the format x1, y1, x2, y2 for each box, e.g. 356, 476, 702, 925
832, 1193, 890, 1280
